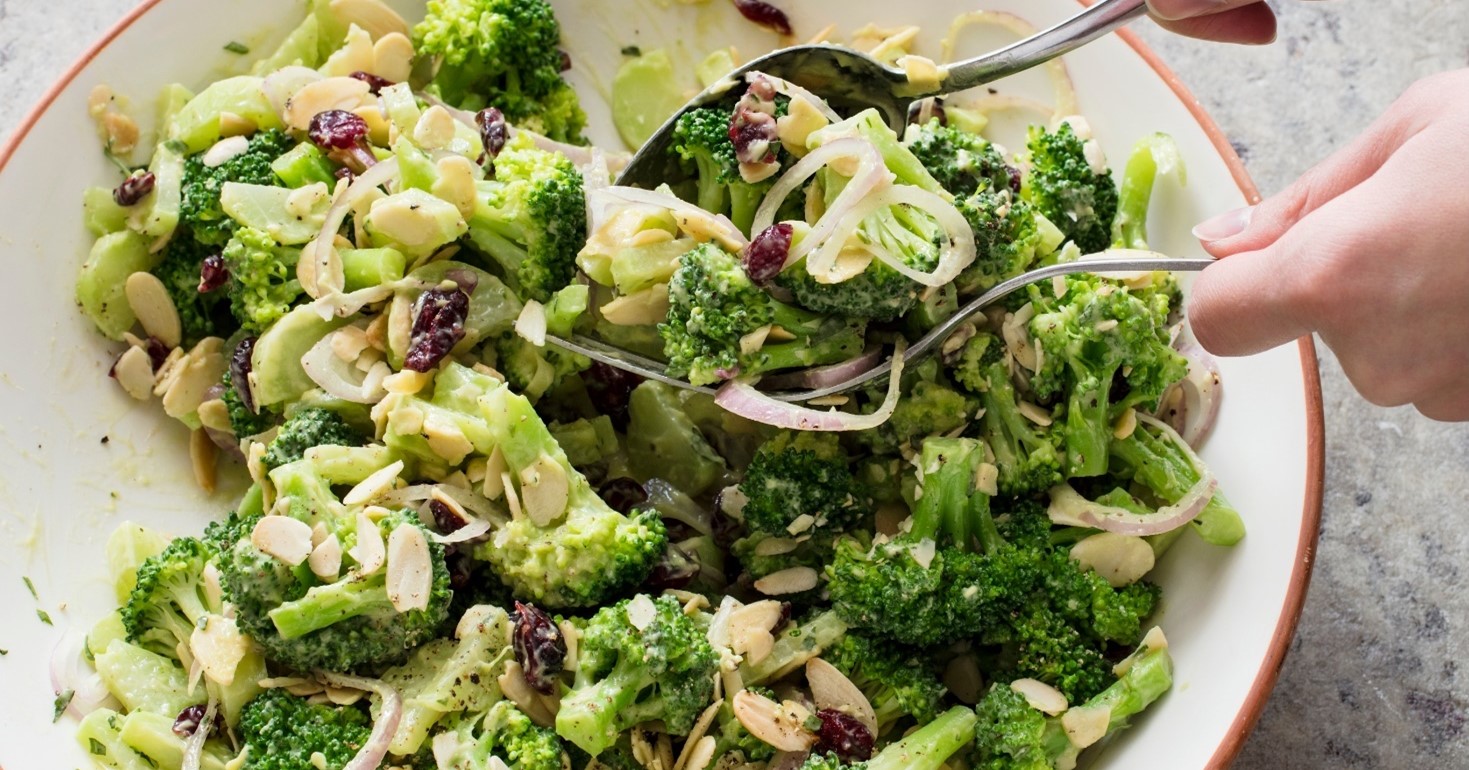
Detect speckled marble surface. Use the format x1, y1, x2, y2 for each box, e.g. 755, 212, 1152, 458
3, 1, 1468, 766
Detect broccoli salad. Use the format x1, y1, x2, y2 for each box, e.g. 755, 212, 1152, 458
67, 1, 1240, 768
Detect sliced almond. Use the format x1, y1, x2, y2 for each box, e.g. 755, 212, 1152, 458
433, 154, 480, 219
502, 471, 522, 518
1070, 532, 1155, 588
775, 96, 830, 157
1010, 678, 1068, 716
785, 514, 816, 536
329, 325, 371, 363
283, 77, 372, 131
519, 452, 570, 527
412, 104, 457, 150
189, 615, 249, 687
675, 736, 716, 770
732, 690, 816, 753
515, 300, 548, 347
483, 446, 508, 500
1141, 626, 1168, 652
1018, 401, 1053, 427
321, 24, 375, 77
626, 594, 659, 631
739, 325, 772, 356
383, 368, 432, 395
908, 538, 937, 569
753, 538, 798, 557
817, 246, 875, 284
1061, 703, 1112, 749
728, 600, 783, 666
629, 227, 676, 248
943, 654, 984, 705
309, 534, 343, 580
197, 398, 232, 433
349, 510, 386, 574
125, 271, 182, 348
325, 685, 366, 706
386, 524, 432, 612
807, 658, 877, 732
112, 346, 155, 400
161, 338, 226, 420
218, 111, 256, 138
1094, 318, 1120, 333
499, 661, 556, 726
752, 567, 819, 596
1112, 407, 1138, 440
560, 619, 582, 672
101, 111, 140, 156
600, 284, 671, 326
974, 462, 999, 497
190, 428, 218, 493
330, 0, 410, 40
202, 135, 250, 168
251, 516, 314, 566
343, 459, 404, 505
371, 32, 415, 83
765, 325, 796, 342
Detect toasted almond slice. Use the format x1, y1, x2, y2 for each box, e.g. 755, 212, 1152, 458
112, 346, 155, 400
807, 658, 877, 732
753, 567, 818, 596
101, 111, 140, 156
728, 600, 783, 665
483, 446, 508, 499
519, 452, 570, 526
765, 325, 797, 342
1018, 400, 1053, 427
364, 311, 389, 352
202, 135, 250, 168
559, 618, 582, 672
434, 154, 480, 219
349, 511, 386, 574
321, 23, 375, 77
908, 538, 936, 569
218, 111, 256, 138
325, 685, 366, 706
252, 516, 314, 566
413, 104, 457, 150
784, 514, 815, 536
1141, 625, 1168, 652
732, 690, 816, 753
1070, 532, 1155, 588
499, 661, 556, 727
630, 724, 659, 769
386, 524, 432, 612
502, 471, 522, 518
943, 654, 984, 704
343, 460, 404, 505
383, 368, 432, 395
626, 594, 659, 631
190, 428, 218, 493
753, 538, 798, 557
424, 416, 474, 465
1011, 678, 1068, 716
371, 32, 415, 82
197, 398, 232, 433
515, 300, 548, 346
1062, 703, 1112, 749
283, 76, 372, 131
330, 325, 371, 363
125, 272, 182, 348
309, 534, 343, 580
739, 325, 772, 356
330, 0, 410, 40
189, 615, 249, 686
676, 736, 716, 770
974, 462, 999, 497
673, 702, 723, 770
600, 285, 672, 326
162, 339, 227, 420
1112, 407, 1138, 440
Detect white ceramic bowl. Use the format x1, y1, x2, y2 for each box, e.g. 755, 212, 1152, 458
0, 1, 1323, 767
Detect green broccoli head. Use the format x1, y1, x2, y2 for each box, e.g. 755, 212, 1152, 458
120, 537, 220, 658
855, 372, 978, 456
905, 118, 1015, 199
671, 103, 788, 234
152, 232, 233, 344
181, 129, 292, 246
413, 0, 587, 142
824, 633, 948, 730
556, 595, 719, 756
950, 334, 1062, 496
238, 688, 372, 770
468, 133, 587, 302
222, 366, 274, 438
827, 536, 987, 648
1021, 121, 1118, 254
955, 191, 1053, 295
739, 431, 872, 538
661, 243, 866, 387
475, 384, 667, 607
221, 227, 303, 335
262, 407, 365, 471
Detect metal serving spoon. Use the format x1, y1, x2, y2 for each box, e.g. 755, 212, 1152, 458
615, 0, 1148, 189
549, 255, 1214, 401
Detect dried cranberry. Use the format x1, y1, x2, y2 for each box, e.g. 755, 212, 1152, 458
599, 477, 648, 514
403, 288, 470, 372
732, 0, 793, 36
729, 107, 778, 166
776, 601, 794, 630
197, 254, 230, 293
815, 709, 875, 762
113, 172, 156, 206
308, 110, 378, 173
645, 543, 699, 590
334, 166, 356, 183
512, 602, 567, 694
1006, 164, 1023, 195
429, 498, 468, 533
476, 107, 509, 166
583, 361, 644, 429
348, 70, 394, 94
143, 336, 171, 371
229, 336, 258, 414
172, 704, 224, 738
743, 223, 793, 284
907, 97, 947, 127
557, 49, 572, 72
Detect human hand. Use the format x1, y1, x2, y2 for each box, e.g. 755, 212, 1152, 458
1146, 0, 1280, 45
1187, 69, 1469, 421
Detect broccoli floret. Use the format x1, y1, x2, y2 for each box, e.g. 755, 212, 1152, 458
238, 689, 372, 770
732, 532, 841, 584
1026, 274, 1186, 477
222, 367, 274, 438
738, 431, 872, 538
440, 701, 566, 770
951, 334, 1062, 495
1106, 419, 1245, 546
801, 706, 979, 770
670, 105, 787, 234
955, 191, 1058, 295
905, 118, 1015, 198
824, 633, 948, 731
661, 243, 866, 387
854, 366, 978, 456
262, 406, 364, 470
972, 635, 1173, 769
475, 385, 667, 607
1021, 122, 1118, 254
152, 232, 232, 344
467, 133, 587, 302
120, 537, 218, 658
556, 595, 718, 756
180, 129, 292, 246
413, 0, 587, 142
220, 227, 303, 334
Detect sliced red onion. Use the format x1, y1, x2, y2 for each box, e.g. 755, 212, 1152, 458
754, 72, 842, 123
299, 330, 391, 404
50, 632, 118, 718
759, 347, 882, 390
432, 731, 462, 766
180, 698, 218, 770
429, 517, 492, 545
262, 66, 324, 123
750, 138, 890, 271
317, 672, 402, 770
591, 186, 749, 252
1160, 338, 1223, 448
806, 183, 976, 288
307, 157, 401, 302
714, 341, 907, 431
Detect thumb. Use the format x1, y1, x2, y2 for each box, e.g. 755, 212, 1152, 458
1187, 248, 1311, 356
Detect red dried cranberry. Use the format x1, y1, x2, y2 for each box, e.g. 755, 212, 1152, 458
645, 543, 699, 590
197, 254, 230, 293
512, 602, 567, 694
429, 498, 469, 533
599, 477, 648, 514
309, 110, 378, 173
583, 361, 644, 429
143, 337, 171, 371
348, 70, 394, 94
113, 172, 156, 206
446, 552, 474, 590
733, 0, 793, 35
729, 106, 778, 166
907, 97, 947, 127
172, 704, 224, 738
476, 107, 509, 166
557, 50, 572, 72
1006, 164, 1023, 194
815, 709, 875, 761
776, 601, 794, 630
743, 223, 793, 284
229, 336, 258, 414
403, 288, 470, 372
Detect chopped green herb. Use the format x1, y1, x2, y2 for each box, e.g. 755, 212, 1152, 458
224, 41, 251, 54
37, 609, 53, 626
621, 45, 643, 57
89, 737, 107, 755
53, 689, 75, 721
0, 648, 8, 655
22, 576, 37, 600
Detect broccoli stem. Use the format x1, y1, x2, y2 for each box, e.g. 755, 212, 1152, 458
1086, 638, 1173, 732
912, 438, 994, 553
558, 662, 648, 756
1111, 134, 1177, 251
1064, 374, 1116, 478
267, 577, 390, 640
977, 356, 1058, 494
740, 610, 849, 685
1109, 425, 1244, 546
867, 706, 979, 770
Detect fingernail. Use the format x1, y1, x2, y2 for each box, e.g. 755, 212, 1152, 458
1193, 205, 1254, 242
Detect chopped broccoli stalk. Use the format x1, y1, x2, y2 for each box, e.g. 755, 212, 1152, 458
1111, 133, 1181, 251
801, 706, 979, 770
1021, 122, 1118, 254
340, 247, 407, 291
739, 431, 872, 537
261, 406, 364, 470
951, 334, 1063, 495
625, 381, 728, 497
220, 227, 303, 334
661, 243, 866, 386
270, 141, 337, 189
93, 639, 193, 719
550, 415, 620, 469
237, 689, 372, 770
180, 129, 292, 246
116, 709, 233, 770
739, 609, 849, 686
556, 595, 718, 756
1108, 420, 1245, 546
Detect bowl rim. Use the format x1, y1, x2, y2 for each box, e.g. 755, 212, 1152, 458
0, 2, 1325, 767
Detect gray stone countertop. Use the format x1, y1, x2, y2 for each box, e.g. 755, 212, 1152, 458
3, 1, 1467, 766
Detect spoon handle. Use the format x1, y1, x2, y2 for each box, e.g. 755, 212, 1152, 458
932, 0, 1149, 96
